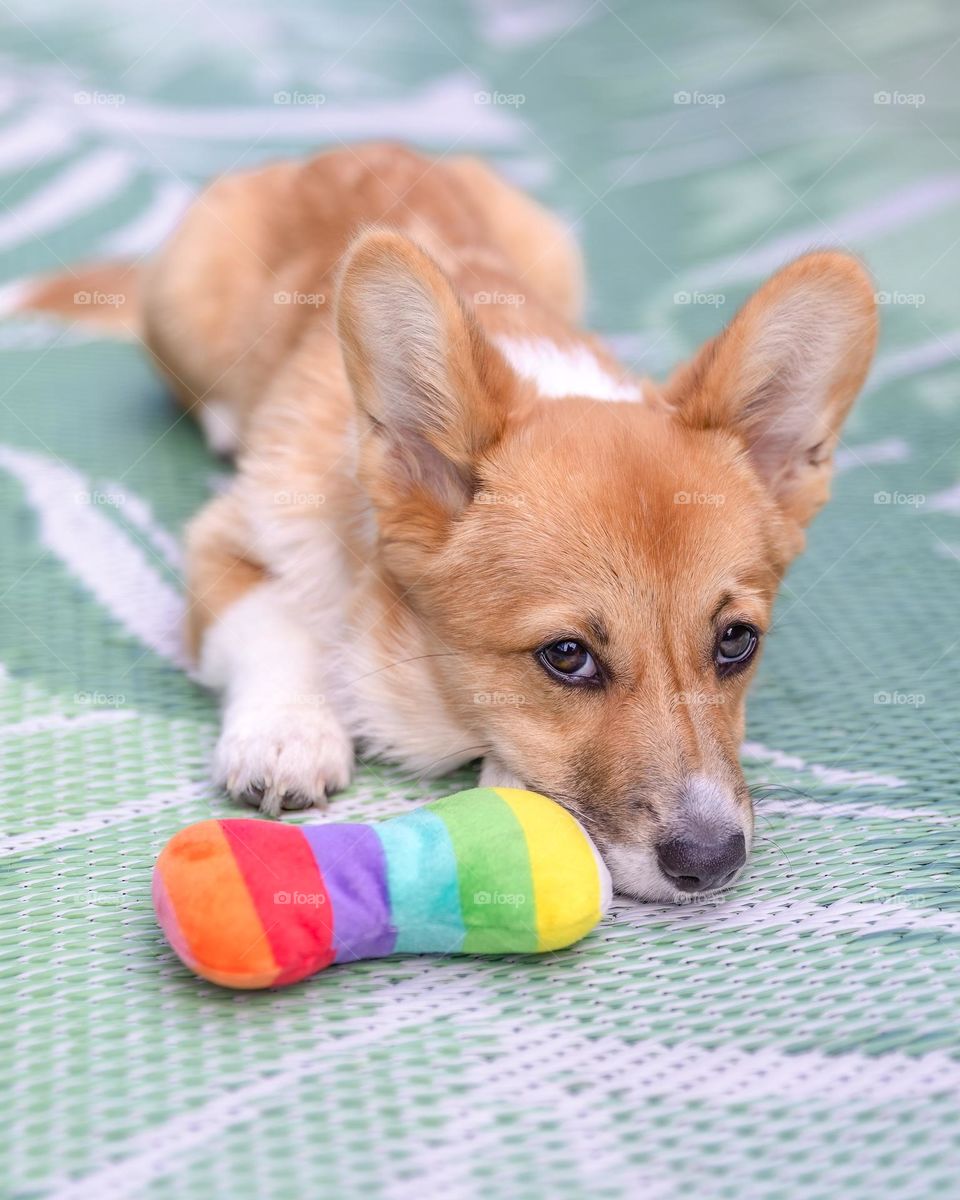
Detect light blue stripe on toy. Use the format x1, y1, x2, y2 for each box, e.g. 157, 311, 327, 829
375, 807, 465, 953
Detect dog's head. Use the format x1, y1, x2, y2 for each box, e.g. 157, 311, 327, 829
338, 231, 877, 901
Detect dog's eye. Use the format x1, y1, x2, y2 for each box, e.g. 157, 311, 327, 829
715, 623, 759, 672
538, 639, 600, 685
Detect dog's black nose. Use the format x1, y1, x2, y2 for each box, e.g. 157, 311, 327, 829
656, 831, 746, 893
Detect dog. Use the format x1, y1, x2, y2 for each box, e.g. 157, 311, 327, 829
15, 143, 877, 901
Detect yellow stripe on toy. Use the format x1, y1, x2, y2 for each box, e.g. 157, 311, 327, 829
495, 788, 609, 951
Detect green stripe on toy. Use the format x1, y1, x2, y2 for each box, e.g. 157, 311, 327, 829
435, 788, 539, 954
152, 787, 612, 988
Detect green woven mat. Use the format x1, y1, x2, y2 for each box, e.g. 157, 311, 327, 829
2, 1, 960, 1196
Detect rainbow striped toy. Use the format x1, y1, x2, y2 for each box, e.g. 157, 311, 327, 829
153, 787, 612, 989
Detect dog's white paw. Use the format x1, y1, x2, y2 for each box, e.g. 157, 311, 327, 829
213, 705, 354, 816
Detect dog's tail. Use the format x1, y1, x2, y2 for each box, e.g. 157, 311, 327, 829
0, 261, 142, 339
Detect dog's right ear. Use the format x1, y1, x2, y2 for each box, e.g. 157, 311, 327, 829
664, 251, 877, 557
337, 230, 514, 545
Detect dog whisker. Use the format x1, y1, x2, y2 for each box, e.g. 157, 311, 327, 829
754, 832, 793, 870
410, 744, 489, 783
749, 783, 814, 806
347, 651, 459, 686
532, 786, 602, 833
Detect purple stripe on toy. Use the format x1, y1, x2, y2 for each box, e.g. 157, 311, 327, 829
301, 823, 396, 963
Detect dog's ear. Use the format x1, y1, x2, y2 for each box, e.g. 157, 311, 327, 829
337, 229, 514, 541
666, 252, 877, 543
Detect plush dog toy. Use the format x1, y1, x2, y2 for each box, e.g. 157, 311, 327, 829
153, 787, 612, 988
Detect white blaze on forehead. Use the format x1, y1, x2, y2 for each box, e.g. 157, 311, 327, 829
494, 334, 644, 402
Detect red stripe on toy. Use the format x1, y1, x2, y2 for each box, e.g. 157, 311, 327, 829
220, 820, 335, 986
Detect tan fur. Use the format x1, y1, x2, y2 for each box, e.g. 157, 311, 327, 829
182, 490, 265, 660
444, 155, 584, 324
13, 143, 877, 898
17, 262, 141, 336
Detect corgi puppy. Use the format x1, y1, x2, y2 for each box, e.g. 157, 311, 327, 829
18, 143, 877, 900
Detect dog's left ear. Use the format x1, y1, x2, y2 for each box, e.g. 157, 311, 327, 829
666, 251, 877, 539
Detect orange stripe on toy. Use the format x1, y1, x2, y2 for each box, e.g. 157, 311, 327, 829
153, 819, 281, 988
220, 820, 335, 986
151, 870, 200, 974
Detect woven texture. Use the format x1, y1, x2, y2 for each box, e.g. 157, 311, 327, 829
2, 1, 960, 1196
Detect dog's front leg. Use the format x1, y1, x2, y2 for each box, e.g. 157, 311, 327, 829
199, 580, 354, 815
